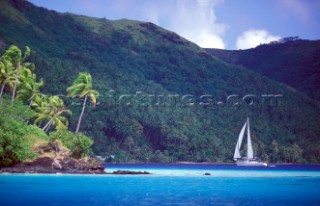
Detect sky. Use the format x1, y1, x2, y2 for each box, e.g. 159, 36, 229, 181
28, 0, 320, 50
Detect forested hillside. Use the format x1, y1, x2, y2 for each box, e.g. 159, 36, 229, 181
0, 0, 319, 163
206, 39, 320, 101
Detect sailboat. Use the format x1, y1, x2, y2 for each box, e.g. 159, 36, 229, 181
233, 118, 268, 166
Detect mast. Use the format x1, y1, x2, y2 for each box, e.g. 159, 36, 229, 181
247, 118, 254, 159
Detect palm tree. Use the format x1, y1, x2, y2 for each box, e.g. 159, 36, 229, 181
67, 72, 99, 133
38, 96, 72, 132
0, 58, 15, 98
32, 94, 50, 127
17, 67, 44, 108
1, 45, 33, 105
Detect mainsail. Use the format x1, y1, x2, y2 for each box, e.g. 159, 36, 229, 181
233, 118, 254, 159
233, 121, 247, 159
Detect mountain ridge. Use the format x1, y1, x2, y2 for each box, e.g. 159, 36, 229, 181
206, 39, 320, 101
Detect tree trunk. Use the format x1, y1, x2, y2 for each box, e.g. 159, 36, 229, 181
27, 100, 33, 109
43, 118, 53, 131
45, 120, 53, 133
0, 81, 5, 98
11, 66, 19, 105
76, 94, 88, 134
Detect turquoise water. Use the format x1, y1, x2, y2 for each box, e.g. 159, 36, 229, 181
1, 164, 320, 206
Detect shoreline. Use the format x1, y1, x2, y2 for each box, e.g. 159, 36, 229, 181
2, 161, 319, 176
105, 162, 311, 165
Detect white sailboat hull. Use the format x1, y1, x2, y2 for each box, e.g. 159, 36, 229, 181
236, 159, 268, 167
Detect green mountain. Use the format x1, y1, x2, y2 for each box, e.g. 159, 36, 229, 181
0, 0, 319, 163
206, 39, 320, 101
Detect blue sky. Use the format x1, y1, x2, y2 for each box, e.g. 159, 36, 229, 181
28, 0, 320, 50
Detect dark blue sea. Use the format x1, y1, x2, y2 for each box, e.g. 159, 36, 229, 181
1, 164, 320, 206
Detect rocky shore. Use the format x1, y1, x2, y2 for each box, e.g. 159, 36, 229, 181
0, 158, 153, 175
0, 157, 106, 174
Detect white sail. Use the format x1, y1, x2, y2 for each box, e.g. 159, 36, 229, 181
233, 121, 247, 159
246, 118, 254, 159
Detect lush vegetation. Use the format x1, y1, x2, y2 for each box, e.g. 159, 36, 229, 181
206, 38, 320, 101
0, 0, 319, 163
0, 99, 40, 166
0, 44, 95, 166
49, 129, 93, 158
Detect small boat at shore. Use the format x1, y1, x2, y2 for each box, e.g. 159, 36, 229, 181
233, 118, 268, 167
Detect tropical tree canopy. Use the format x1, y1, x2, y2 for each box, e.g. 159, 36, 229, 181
33, 95, 72, 132
17, 67, 44, 107
67, 72, 99, 133
0, 58, 15, 97
1, 45, 34, 104
67, 72, 99, 107
1, 45, 22, 66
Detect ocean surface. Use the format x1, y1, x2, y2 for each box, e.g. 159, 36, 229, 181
1, 164, 320, 206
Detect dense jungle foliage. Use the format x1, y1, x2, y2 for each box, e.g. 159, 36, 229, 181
0, 45, 94, 166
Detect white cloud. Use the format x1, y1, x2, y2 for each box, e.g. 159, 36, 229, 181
236, 29, 281, 50
137, 0, 227, 49
166, 0, 227, 49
